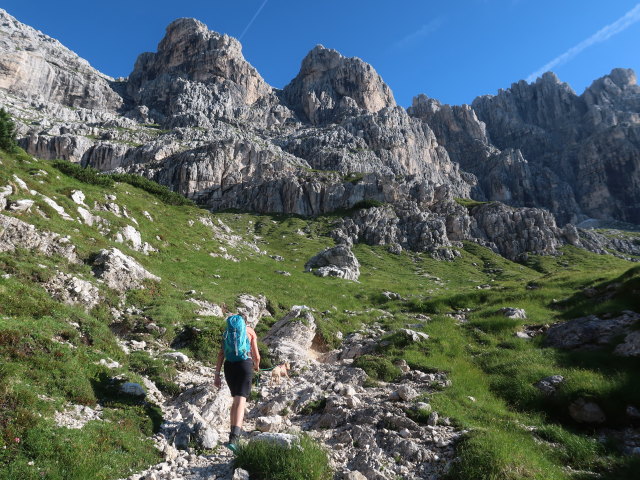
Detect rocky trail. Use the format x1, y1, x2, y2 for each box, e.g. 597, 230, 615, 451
106, 308, 462, 480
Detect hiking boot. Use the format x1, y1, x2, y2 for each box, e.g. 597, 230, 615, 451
225, 433, 239, 453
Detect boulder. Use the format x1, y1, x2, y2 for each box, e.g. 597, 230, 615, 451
305, 245, 360, 281
193, 421, 218, 449
263, 307, 317, 365
186, 298, 223, 317
163, 352, 189, 364
569, 398, 606, 424
233, 469, 250, 480
343, 472, 368, 480
534, 375, 564, 395
498, 307, 527, 319
251, 432, 300, 449
0, 185, 12, 210
7, 199, 34, 213
396, 328, 429, 342
236, 293, 270, 327
120, 382, 146, 397
614, 330, 640, 357
396, 385, 419, 402
545, 312, 640, 351
92, 247, 160, 291
255, 415, 284, 433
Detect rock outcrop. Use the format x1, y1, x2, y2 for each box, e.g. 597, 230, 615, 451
545, 311, 640, 352
305, 245, 361, 281
44, 271, 101, 311
0, 213, 79, 262
92, 247, 160, 291
262, 307, 318, 365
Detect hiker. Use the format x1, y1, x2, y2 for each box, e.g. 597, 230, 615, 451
214, 314, 260, 450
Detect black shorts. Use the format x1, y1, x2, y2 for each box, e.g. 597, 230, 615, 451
224, 359, 254, 398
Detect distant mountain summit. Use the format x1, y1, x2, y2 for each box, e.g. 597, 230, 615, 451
1, 8, 638, 261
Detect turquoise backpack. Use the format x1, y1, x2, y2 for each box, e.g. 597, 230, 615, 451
223, 314, 250, 362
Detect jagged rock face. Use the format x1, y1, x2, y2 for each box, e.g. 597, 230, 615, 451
277, 106, 472, 191
125, 17, 276, 126
408, 94, 496, 171
468, 202, 568, 261
582, 68, 640, 124
0, 9, 122, 111
472, 72, 585, 156
333, 204, 460, 261
470, 69, 640, 224
409, 93, 584, 222
282, 45, 396, 125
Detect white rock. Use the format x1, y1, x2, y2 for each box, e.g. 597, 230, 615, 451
8, 199, 34, 212
232, 468, 250, 480
498, 307, 527, 319
99, 358, 121, 369
92, 247, 160, 291
0, 185, 12, 210
70, 190, 86, 205
256, 415, 284, 433
397, 385, 419, 402
251, 432, 300, 449
12, 175, 28, 191
163, 352, 189, 364
187, 298, 223, 317
38, 194, 73, 221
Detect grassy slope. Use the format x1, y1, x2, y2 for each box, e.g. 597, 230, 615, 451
0, 149, 639, 479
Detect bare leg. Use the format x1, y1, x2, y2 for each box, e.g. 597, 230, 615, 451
230, 396, 247, 428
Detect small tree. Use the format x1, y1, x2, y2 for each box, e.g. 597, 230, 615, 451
0, 108, 17, 153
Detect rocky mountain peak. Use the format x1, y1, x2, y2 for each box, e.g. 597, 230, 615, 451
608, 67, 637, 88
163, 17, 210, 38
282, 44, 396, 125
582, 68, 640, 111
125, 17, 272, 124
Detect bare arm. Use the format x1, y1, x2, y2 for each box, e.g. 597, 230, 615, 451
214, 348, 224, 389
249, 328, 260, 371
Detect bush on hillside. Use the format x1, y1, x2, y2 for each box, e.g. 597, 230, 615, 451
109, 172, 195, 206
353, 354, 401, 382
51, 160, 195, 206
0, 109, 17, 153
234, 434, 332, 480
51, 160, 115, 188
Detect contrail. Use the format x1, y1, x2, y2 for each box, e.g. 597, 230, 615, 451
526, 3, 640, 82
392, 17, 445, 50
239, 0, 269, 41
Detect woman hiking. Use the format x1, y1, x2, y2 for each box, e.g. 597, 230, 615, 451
213, 313, 260, 451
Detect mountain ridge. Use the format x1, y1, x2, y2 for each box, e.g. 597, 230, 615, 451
1, 8, 638, 262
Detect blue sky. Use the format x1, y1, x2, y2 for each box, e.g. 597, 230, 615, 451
3, 1, 640, 106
